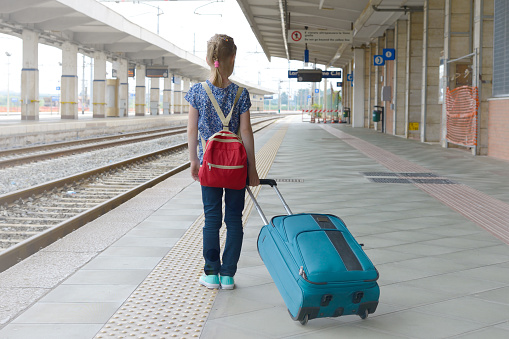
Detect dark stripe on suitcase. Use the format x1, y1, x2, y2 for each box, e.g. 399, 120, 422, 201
312, 215, 363, 271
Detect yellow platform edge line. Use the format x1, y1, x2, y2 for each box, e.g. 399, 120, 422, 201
94, 122, 288, 339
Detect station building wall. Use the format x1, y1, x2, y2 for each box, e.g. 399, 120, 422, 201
350, 0, 509, 162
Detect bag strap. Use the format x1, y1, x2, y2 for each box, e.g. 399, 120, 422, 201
200, 82, 243, 152
202, 82, 243, 132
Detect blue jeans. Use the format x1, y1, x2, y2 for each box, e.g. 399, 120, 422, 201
201, 185, 245, 277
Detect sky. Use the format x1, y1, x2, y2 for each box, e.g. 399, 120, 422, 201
0, 0, 341, 98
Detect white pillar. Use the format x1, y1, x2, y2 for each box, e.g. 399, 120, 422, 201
135, 65, 146, 116
93, 51, 107, 118
182, 78, 190, 114
60, 41, 78, 119
323, 79, 327, 121
150, 77, 160, 115
21, 29, 39, 121
163, 72, 171, 115
352, 48, 365, 128
174, 76, 182, 113
114, 58, 128, 117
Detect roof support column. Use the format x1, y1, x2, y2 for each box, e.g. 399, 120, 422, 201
163, 71, 171, 115
135, 65, 146, 116
182, 78, 190, 114
407, 11, 424, 139
60, 42, 78, 119
21, 29, 39, 121
363, 46, 369, 127
375, 37, 385, 132
173, 76, 182, 114
93, 51, 107, 118
473, 0, 493, 156
368, 43, 376, 129
384, 29, 395, 135
421, 0, 445, 143
394, 20, 408, 136
150, 78, 160, 115
114, 58, 128, 117
323, 77, 327, 121
352, 48, 365, 128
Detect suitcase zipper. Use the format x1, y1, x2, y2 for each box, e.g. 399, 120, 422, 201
299, 266, 327, 285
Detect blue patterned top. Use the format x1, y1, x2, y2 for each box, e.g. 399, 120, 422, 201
185, 80, 251, 162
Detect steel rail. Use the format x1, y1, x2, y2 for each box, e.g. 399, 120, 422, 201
0, 125, 186, 157
0, 117, 279, 168
0, 117, 278, 272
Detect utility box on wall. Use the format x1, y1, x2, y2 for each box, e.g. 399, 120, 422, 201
381, 86, 391, 101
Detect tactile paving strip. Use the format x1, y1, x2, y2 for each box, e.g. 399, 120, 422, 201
94, 124, 288, 339
322, 125, 509, 244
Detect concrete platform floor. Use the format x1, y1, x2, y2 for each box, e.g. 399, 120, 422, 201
1, 115, 509, 338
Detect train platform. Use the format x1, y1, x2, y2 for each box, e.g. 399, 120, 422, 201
0, 112, 189, 149
1, 115, 509, 338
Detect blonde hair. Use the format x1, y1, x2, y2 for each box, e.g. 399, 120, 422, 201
207, 34, 237, 88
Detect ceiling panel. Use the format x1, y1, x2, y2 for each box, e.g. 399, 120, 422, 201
236, 0, 425, 68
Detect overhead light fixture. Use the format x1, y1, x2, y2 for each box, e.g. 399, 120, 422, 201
372, 5, 423, 13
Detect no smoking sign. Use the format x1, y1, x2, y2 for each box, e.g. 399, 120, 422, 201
291, 31, 302, 42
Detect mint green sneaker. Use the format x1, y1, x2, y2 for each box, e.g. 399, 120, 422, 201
199, 274, 220, 289
220, 275, 235, 290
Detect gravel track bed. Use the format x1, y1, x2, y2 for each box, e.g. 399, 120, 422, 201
0, 134, 188, 195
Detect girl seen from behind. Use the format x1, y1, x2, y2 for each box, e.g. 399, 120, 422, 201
185, 34, 259, 290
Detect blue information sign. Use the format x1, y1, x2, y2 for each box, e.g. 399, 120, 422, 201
322, 70, 341, 78
56, 86, 60, 90
288, 70, 298, 78
315, 89, 319, 93
346, 73, 353, 81
374, 55, 385, 66
288, 70, 341, 79
383, 48, 395, 60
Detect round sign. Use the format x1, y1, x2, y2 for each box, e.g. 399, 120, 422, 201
384, 50, 393, 59
375, 56, 384, 65
291, 31, 302, 42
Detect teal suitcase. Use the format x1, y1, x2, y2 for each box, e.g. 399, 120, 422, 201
247, 180, 379, 325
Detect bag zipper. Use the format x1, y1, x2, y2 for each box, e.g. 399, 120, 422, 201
207, 163, 245, 170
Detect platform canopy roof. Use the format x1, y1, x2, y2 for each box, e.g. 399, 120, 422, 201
236, 0, 424, 68
0, 0, 275, 95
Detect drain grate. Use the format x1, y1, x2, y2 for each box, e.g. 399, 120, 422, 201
361, 172, 400, 177
412, 178, 456, 184
362, 172, 456, 185
399, 172, 438, 178
274, 179, 304, 183
368, 178, 412, 184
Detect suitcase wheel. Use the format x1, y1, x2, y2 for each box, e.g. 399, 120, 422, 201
359, 309, 369, 320
299, 314, 309, 325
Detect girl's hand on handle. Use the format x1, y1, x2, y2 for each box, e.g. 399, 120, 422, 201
190, 160, 200, 181
248, 166, 260, 187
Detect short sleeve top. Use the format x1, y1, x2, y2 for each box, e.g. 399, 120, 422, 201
185, 80, 251, 162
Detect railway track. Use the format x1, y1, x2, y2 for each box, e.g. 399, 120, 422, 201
0, 115, 278, 169
0, 126, 187, 168
0, 118, 278, 272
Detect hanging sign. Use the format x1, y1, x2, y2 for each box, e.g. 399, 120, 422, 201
288, 70, 341, 79
288, 30, 352, 44
383, 48, 395, 60
374, 55, 385, 66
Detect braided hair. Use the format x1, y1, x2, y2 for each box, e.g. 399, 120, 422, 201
206, 34, 237, 88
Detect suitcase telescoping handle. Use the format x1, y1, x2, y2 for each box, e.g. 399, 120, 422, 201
246, 179, 293, 225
